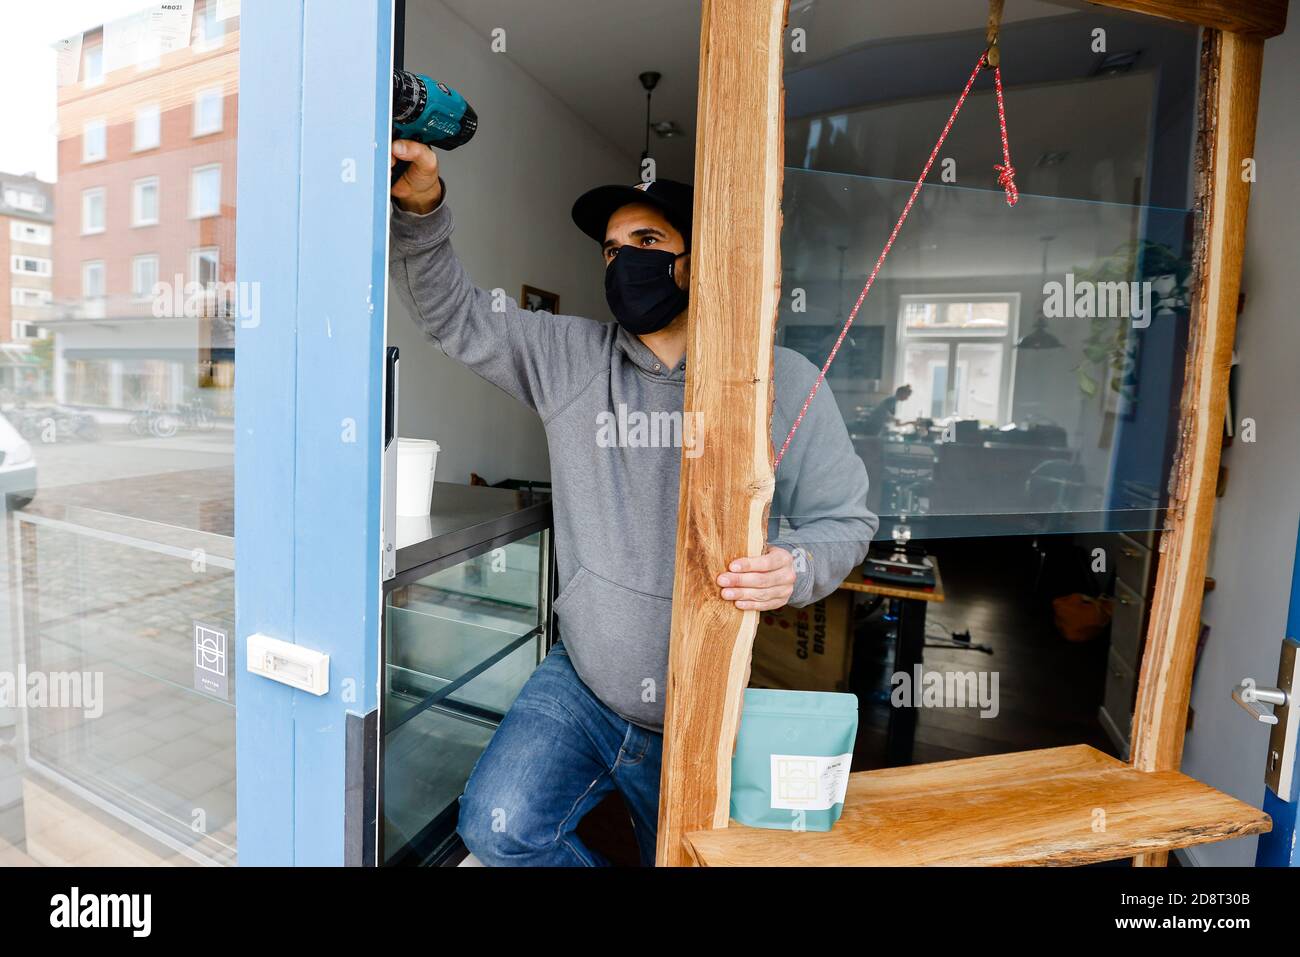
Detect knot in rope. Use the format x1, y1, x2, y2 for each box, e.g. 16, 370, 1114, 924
994, 163, 1019, 206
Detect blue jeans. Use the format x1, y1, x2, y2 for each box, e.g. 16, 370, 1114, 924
456, 641, 664, 866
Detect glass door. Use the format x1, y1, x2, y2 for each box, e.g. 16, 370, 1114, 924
2, 0, 397, 869
1, 0, 240, 866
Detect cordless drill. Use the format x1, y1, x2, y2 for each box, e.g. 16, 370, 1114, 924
391, 70, 477, 183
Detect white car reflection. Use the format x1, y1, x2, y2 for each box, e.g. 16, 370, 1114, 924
0, 412, 37, 510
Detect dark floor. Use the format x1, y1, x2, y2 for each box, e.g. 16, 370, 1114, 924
580, 533, 1120, 866
851, 534, 1117, 770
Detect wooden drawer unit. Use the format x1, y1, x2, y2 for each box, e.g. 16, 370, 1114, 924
1101, 646, 1138, 753
1114, 533, 1152, 595
1110, 578, 1147, 665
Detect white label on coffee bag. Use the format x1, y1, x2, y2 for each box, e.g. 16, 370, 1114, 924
769, 752, 852, 811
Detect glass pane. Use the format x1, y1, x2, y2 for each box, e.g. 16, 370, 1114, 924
779, 1, 1200, 537
954, 341, 1003, 423
904, 298, 1010, 333
382, 533, 546, 863
898, 341, 949, 422
1, 0, 240, 865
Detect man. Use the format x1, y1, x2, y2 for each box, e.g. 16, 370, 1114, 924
389, 138, 877, 866
861, 383, 914, 436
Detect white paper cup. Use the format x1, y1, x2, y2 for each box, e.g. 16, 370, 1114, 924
396, 438, 440, 516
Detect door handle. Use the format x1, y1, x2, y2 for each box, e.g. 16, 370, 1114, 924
1232, 680, 1286, 725
1232, 638, 1299, 802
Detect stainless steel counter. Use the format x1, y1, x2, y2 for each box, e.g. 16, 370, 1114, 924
392, 482, 552, 581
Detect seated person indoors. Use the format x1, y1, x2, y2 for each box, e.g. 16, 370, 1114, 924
861, 383, 914, 436
389, 138, 878, 866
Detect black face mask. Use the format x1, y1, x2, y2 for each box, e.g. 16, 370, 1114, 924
604, 246, 689, 336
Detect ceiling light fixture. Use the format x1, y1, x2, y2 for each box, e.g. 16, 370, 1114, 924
1017, 236, 1065, 351
639, 71, 661, 163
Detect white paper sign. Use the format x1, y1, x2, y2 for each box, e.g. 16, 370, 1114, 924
104, 12, 144, 72
103, 1, 194, 73
151, 0, 196, 53
54, 34, 83, 86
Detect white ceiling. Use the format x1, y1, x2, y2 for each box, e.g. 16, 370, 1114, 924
438, 0, 1088, 181
439, 0, 702, 180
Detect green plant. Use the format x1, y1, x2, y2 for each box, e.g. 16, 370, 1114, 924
1070, 240, 1191, 399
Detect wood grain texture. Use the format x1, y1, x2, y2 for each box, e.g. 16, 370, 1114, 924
1128, 30, 1265, 869
1130, 31, 1264, 797
1090, 0, 1288, 36
655, 0, 790, 868
684, 745, 1271, 866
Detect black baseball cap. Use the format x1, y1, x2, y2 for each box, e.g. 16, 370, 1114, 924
571, 178, 694, 248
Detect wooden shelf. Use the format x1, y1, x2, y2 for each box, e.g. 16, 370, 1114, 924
684, 745, 1269, 866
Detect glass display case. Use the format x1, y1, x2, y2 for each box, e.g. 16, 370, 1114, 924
380, 482, 553, 865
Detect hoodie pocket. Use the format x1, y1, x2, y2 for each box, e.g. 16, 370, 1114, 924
552, 566, 673, 726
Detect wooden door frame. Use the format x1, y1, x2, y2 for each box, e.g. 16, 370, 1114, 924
658, 0, 1287, 866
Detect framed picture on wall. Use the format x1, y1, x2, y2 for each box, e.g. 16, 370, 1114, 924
521, 284, 560, 313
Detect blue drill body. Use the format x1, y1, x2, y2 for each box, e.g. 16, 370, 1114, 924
392, 70, 477, 150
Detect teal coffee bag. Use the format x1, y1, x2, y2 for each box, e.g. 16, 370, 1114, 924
730, 688, 858, 832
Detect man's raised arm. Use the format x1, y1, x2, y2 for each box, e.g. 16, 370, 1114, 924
387, 140, 607, 418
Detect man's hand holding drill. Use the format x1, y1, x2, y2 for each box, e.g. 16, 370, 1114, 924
391, 139, 443, 214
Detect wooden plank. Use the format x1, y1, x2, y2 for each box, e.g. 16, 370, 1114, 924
684, 745, 1271, 866
655, 0, 790, 868
1129, 31, 1266, 869
1090, 0, 1288, 37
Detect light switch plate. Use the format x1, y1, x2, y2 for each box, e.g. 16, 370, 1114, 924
247, 633, 330, 696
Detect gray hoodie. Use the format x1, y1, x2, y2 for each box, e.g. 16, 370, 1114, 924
390, 199, 877, 731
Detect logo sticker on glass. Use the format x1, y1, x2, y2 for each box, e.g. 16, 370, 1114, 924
193, 620, 229, 700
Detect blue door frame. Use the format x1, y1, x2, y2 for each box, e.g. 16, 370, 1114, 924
1256, 519, 1300, 866
234, 0, 393, 866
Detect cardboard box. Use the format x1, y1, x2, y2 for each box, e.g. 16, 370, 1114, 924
749, 590, 854, 693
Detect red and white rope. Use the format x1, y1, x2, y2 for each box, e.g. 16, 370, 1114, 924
773, 52, 1018, 469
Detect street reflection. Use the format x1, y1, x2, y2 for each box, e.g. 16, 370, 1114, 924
0, 0, 239, 866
